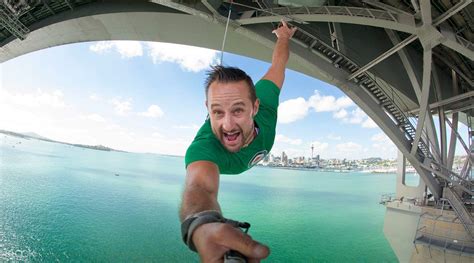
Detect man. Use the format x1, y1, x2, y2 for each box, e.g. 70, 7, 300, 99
180, 21, 296, 262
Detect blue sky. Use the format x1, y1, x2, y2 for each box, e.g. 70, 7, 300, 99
1, 41, 468, 159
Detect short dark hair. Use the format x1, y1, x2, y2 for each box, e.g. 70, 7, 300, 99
205, 65, 257, 103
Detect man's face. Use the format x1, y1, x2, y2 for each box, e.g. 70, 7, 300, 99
207, 80, 259, 153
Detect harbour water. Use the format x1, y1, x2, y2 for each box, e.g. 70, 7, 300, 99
0, 134, 402, 262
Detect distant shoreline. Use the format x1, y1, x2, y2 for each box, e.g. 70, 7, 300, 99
0, 130, 124, 153
256, 164, 402, 174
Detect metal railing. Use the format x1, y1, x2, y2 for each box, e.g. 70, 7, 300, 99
440, 193, 474, 240
380, 193, 396, 204
0, 3, 29, 40
414, 210, 474, 255
248, 5, 403, 23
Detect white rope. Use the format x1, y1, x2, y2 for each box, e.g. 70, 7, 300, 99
220, 4, 232, 65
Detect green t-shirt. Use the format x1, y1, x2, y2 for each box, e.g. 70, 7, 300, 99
185, 79, 280, 174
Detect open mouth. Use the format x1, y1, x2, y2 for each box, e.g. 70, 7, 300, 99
223, 131, 241, 143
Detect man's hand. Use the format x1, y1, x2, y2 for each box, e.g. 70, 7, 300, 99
193, 222, 270, 263
272, 20, 297, 40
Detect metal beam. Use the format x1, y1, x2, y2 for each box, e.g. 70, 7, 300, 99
433, 52, 473, 87
201, 0, 222, 17
342, 79, 441, 199
43, 1, 55, 15
410, 0, 420, 13
460, 161, 472, 180
386, 29, 441, 162
433, 67, 447, 165
447, 103, 474, 114
347, 35, 417, 81
363, 0, 414, 16
411, 50, 432, 156
420, 162, 474, 196
447, 113, 458, 170
441, 34, 474, 61
386, 29, 421, 100
446, 118, 474, 161
409, 91, 474, 114
432, 0, 472, 26
235, 5, 417, 34
419, 0, 432, 25
439, 108, 447, 165
63, 0, 74, 10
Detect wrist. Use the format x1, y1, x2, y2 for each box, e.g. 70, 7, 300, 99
181, 210, 225, 252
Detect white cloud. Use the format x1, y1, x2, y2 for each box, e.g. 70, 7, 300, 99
89, 94, 100, 101
146, 42, 218, 72
371, 133, 396, 158
152, 132, 164, 138
1, 86, 196, 157
83, 113, 106, 123
89, 41, 143, 58
278, 97, 308, 124
335, 107, 377, 128
327, 133, 341, 140
139, 105, 164, 118
89, 41, 218, 72
335, 142, 363, 153
110, 98, 132, 116
89, 41, 113, 53
310, 141, 329, 152
278, 91, 355, 124
346, 108, 366, 124
1, 88, 66, 109
275, 134, 302, 145
307, 90, 354, 112
371, 132, 391, 143
173, 124, 200, 130
362, 118, 378, 128
333, 109, 347, 119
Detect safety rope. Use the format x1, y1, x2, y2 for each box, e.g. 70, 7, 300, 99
220, 1, 233, 65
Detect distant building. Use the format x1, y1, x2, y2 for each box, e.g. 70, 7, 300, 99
282, 151, 288, 166
263, 154, 270, 163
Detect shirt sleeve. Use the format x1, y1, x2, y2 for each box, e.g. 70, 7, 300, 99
255, 79, 280, 111
185, 139, 224, 170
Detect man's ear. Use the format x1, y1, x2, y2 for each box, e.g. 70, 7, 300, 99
205, 100, 208, 109
253, 99, 260, 117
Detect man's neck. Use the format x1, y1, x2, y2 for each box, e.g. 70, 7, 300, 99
242, 122, 258, 148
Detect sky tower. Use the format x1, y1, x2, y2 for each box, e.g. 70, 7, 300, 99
311, 144, 314, 159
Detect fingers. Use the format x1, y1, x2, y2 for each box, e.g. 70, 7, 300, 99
290, 26, 297, 37
273, 19, 297, 38
219, 225, 270, 260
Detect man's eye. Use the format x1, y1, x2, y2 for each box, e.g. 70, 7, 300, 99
234, 109, 243, 114
213, 111, 223, 116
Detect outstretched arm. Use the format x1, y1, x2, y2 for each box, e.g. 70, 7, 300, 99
180, 161, 221, 221
180, 161, 270, 262
262, 20, 297, 89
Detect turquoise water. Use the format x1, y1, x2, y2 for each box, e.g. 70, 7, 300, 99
1, 134, 399, 262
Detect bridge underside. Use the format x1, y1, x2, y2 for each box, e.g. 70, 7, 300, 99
1, 0, 473, 253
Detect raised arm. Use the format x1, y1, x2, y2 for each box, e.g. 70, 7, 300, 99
262, 20, 297, 89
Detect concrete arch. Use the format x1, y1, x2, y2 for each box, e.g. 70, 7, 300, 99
1, 2, 320, 79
